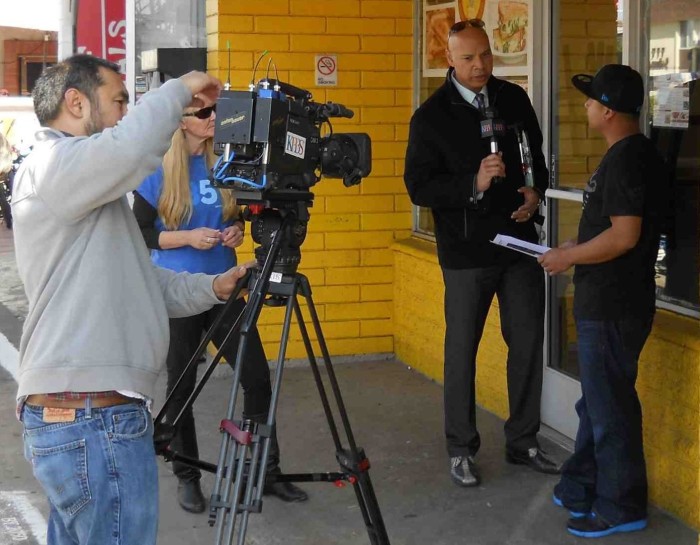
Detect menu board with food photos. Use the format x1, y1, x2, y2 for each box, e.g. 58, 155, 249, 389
422, 0, 532, 83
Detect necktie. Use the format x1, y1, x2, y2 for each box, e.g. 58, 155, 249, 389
475, 92, 486, 111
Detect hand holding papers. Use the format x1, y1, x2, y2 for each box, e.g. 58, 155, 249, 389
491, 234, 549, 258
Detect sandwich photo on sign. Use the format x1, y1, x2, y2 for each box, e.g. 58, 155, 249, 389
487, 0, 529, 66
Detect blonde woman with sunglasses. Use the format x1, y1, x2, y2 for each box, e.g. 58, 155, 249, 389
133, 103, 308, 513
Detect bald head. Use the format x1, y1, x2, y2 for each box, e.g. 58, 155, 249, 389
446, 26, 493, 92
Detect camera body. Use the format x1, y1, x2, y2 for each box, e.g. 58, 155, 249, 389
211, 78, 371, 274
212, 79, 371, 198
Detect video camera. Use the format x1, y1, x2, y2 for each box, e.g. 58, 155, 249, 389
210, 76, 372, 274
211, 78, 371, 203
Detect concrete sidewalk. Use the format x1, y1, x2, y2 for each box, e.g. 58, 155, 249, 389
152, 361, 697, 545
0, 225, 697, 545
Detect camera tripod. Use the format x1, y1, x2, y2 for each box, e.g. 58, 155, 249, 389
153, 201, 390, 545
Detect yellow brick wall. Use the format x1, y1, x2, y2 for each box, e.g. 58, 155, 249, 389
392, 240, 509, 419
637, 313, 700, 527
393, 239, 443, 382
207, 0, 414, 359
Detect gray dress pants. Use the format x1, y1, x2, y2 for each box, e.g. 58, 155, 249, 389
442, 256, 545, 457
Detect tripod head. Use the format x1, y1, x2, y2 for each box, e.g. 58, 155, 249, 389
236, 189, 313, 277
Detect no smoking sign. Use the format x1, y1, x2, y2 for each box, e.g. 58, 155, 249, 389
315, 54, 338, 87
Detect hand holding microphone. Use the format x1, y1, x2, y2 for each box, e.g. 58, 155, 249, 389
476, 152, 506, 192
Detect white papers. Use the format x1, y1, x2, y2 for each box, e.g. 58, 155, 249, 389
491, 234, 549, 258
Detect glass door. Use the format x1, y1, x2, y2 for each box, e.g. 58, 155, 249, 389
541, 0, 628, 439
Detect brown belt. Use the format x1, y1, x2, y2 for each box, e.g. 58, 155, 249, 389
25, 393, 134, 409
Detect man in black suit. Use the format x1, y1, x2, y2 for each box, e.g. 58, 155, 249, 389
404, 19, 559, 487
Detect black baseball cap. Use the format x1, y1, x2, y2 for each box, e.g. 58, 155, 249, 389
571, 64, 644, 114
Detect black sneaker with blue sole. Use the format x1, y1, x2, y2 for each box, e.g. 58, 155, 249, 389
552, 493, 589, 519
567, 512, 648, 538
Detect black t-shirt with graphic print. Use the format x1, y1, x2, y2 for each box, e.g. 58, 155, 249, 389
573, 133, 667, 320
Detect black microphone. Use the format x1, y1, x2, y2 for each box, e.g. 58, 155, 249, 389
479, 106, 507, 184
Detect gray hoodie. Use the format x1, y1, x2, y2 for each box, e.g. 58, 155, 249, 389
12, 78, 221, 400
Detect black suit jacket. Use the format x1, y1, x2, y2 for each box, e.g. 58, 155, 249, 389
404, 70, 548, 269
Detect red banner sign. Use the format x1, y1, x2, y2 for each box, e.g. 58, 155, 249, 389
75, 0, 126, 76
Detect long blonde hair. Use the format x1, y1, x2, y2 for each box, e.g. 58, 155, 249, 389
157, 129, 237, 230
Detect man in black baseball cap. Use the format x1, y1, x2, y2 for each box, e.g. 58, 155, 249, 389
538, 64, 668, 538
571, 64, 644, 115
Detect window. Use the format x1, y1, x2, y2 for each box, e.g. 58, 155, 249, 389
134, 0, 206, 74
649, 3, 700, 316
679, 20, 698, 49
19, 56, 56, 95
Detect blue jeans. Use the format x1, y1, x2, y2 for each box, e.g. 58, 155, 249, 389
22, 401, 158, 545
555, 317, 653, 525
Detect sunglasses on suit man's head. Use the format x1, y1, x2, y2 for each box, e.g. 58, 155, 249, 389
449, 19, 486, 36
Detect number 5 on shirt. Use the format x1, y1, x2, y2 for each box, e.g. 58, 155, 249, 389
199, 179, 217, 205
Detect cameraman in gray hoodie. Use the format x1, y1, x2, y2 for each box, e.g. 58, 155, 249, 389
12, 54, 249, 545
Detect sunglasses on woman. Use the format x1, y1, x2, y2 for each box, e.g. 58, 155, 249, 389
183, 105, 216, 119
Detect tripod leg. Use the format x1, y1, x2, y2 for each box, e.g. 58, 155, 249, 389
236, 286, 297, 545
209, 297, 264, 543
210, 345, 246, 543
293, 281, 391, 545
217, 432, 244, 545
211, 215, 301, 545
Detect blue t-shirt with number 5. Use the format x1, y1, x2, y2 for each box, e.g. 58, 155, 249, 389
136, 154, 236, 274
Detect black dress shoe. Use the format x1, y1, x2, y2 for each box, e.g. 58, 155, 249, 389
177, 479, 206, 513
506, 447, 561, 475
450, 456, 480, 487
263, 480, 309, 502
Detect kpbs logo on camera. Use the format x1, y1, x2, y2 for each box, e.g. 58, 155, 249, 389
284, 132, 307, 159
